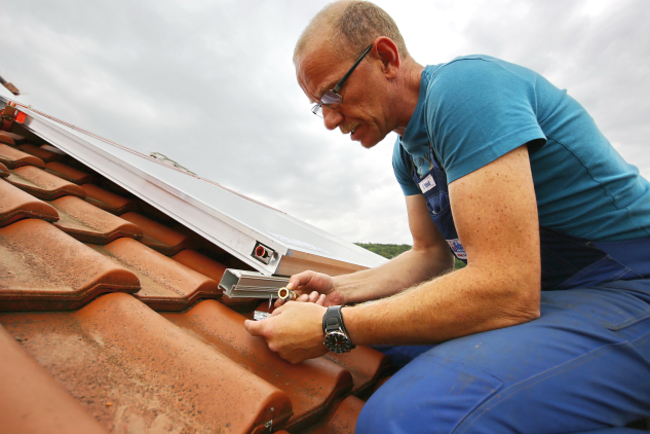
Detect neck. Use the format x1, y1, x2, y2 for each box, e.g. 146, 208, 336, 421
391, 60, 424, 137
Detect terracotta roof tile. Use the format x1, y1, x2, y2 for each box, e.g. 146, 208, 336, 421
18, 143, 64, 163
49, 195, 143, 244
0, 179, 59, 227
45, 161, 95, 184
324, 346, 391, 395
0, 325, 111, 434
6, 165, 86, 200
0, 219, 140, 311
120, 211, 192, 255
0, 130, 24, 144
172, 249, 260, 311
0, 122, 391, 430
172, 249, 228, 281
41, 143, 68, 156
0, 293, 294, 433
0, 143, 46, 169
162, 299, 354, 430
0, 131, 16, 145
300, 395, 364, 434
0, 162, 9, 177
81, 183, 137, 214
88, 238, 221, 311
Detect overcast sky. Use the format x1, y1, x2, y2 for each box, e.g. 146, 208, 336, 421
2, 0, 649, 245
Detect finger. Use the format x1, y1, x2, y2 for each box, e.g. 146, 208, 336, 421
297, 293, 310, 302
287, 270, 316, 290
316, 294, 327, 306
269, 304, 284, 317
244, 319, 263, 336
308, 291, 320, 303
274, 298, 285, 308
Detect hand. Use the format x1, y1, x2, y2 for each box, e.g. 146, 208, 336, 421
275, 270, 346, 308
244, 301, 328, 363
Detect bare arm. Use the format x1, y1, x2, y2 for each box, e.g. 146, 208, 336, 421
332, 194, 455, 303
246, 145, 541, 361
344, 145, 541, 344
277, 194, 454, 307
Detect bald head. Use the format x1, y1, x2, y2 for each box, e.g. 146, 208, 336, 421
294, 1, 409, 63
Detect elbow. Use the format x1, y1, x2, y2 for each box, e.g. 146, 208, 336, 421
496, 266, 541, 327
503, 281, 541, 326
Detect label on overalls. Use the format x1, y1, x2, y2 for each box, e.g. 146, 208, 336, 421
447, 238, 467, 260
418, 174, 436, 193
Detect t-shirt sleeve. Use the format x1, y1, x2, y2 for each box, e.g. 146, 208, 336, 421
392, 137, 421, 196
425, 58, 546, 182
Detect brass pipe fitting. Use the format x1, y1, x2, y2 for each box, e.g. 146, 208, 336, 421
277, 287, 297, 301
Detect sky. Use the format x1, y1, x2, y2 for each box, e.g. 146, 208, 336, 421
1, 0, 649, 245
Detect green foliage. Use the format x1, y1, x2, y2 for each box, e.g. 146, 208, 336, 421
355, 242, 467, 270
454, 258, 467, 269
355, 243, 411, 259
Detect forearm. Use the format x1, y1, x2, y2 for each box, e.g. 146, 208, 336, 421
343, 262, 541, 346
333, 244, 454, 304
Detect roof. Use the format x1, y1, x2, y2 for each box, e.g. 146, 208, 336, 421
0, 100, 392, 433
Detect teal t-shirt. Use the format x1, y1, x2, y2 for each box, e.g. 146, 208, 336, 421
393, 55, 650, 242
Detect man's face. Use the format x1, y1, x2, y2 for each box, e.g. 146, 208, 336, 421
295, 42, 393, 149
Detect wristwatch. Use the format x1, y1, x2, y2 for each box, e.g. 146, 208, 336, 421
322, 306, 355, 353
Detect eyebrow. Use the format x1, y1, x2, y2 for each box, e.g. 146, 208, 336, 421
316, 82, 334, 100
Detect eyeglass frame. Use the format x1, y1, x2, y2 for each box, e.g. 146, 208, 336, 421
311, 43, 374, 117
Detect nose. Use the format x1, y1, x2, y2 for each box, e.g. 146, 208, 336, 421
322, 105, 343, 131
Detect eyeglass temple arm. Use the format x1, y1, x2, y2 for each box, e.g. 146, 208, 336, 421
332, 44, 374, 93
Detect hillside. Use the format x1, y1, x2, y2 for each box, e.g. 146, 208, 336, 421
355, 243, 466, 269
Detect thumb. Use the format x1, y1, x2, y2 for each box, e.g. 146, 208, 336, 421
244, 319, 263, 337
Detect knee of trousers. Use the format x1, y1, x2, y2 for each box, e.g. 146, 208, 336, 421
356, 354, 505, 434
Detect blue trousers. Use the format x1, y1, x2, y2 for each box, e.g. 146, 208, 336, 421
358, 278, 650, 433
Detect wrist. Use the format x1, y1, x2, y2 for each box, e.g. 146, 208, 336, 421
322, 305, 355, 353
331, 279, 350, 305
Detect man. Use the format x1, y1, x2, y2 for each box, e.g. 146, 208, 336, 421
245, 1, 650, 432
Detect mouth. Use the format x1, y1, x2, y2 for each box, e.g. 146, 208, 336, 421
340, 121, 360, 137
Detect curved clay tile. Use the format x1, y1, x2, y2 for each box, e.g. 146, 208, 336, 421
0, 180, 59, 227
0, 144, 45, 169
120, 211, 191, 256
49, 196, 143, 244
0, 293, 293, 433
0, 162, 9, 178
18, 143, 64, 163
162, 299, 354, 431
80, 184, 137, 214
0, 326, 110, 434
41, 144, 68, 156
172, 249, 261, 311
0, 130, 25, 143
45, 161, 95, 185
5, 165, 86, 200
0, 131, 15, 145
0, 219, 140, 311
300, 395, 365, 434
88, 237, 221, 311
323, 346, 391, 396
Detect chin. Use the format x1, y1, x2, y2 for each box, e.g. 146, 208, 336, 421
357, 133, 382, 149
359, 140, 378, 149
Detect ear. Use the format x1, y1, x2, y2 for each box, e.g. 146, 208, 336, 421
373, 36, 400, 79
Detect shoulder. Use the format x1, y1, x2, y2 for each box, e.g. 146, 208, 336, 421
424, 56, 538, 102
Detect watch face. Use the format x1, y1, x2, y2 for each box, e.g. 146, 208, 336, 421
324, 331, 352, 354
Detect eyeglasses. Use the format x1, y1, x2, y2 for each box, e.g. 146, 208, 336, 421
311, 44, 374, 118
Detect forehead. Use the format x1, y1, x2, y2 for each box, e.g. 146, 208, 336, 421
295, 43, 347, 102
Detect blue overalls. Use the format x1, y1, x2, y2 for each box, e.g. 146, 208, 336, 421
357, 146, 650, 434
